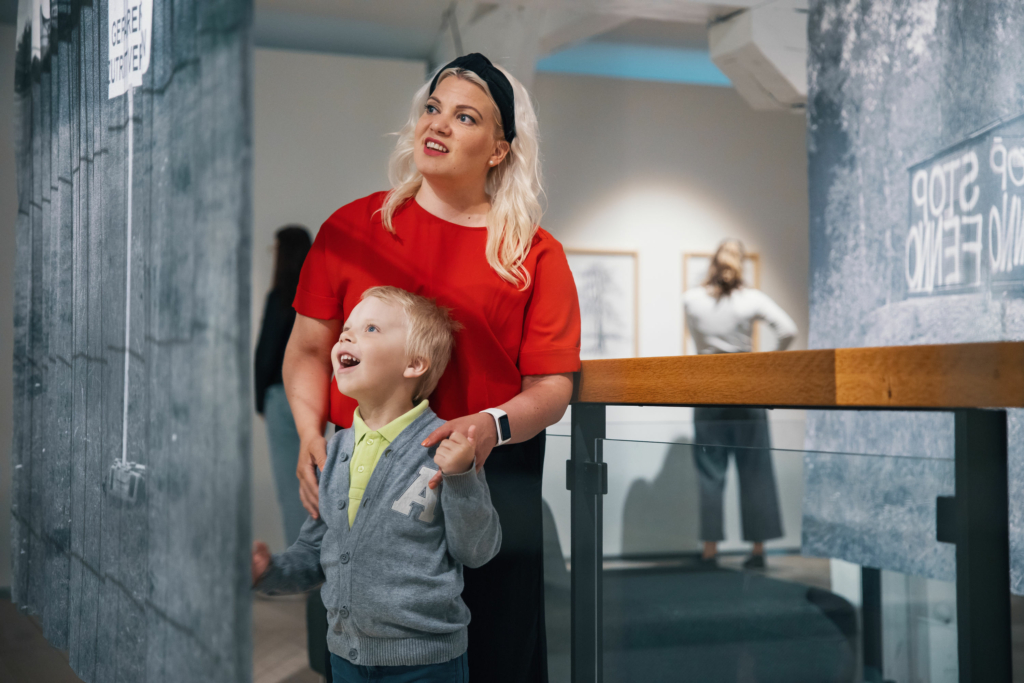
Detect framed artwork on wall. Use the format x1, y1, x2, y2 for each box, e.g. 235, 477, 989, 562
565, 249, 638, 360
682, 252, 761, 354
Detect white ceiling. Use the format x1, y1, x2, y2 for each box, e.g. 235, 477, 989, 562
597, 17, 710, 49
256, 0, 454, 31
253, 0, 745, 61
254, 0, 748, 26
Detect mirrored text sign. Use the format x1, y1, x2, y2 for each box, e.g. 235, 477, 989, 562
905, 119, 1024, 296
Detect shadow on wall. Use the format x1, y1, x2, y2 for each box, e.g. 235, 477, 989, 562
620, 441, 701, 556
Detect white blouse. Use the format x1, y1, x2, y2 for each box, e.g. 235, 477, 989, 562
683, 286, 797, 355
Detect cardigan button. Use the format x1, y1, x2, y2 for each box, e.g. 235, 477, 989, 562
340, 453, 349, 462
339, 607, 349, 619
338, 499, 346, 510
340, 553, 350, 564
348, 649, 359, 660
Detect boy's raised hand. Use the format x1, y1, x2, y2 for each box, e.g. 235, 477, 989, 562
430, 426, 477, 488
252, 541, 271, 587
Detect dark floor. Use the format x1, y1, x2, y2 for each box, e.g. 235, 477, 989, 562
4, 564, 1024, 682
1015, 597, 1024, 681
0, 596, 81, 683
0, 592, 323, 683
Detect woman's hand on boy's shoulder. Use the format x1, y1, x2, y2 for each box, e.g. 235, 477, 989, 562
424, 415, 497, 489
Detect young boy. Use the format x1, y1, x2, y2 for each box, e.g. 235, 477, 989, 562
251, 286, 500, 682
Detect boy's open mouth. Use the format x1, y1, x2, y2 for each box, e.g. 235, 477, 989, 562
339, 353, 360, 369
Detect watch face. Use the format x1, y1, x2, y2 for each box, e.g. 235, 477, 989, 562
497, 414, 512, 442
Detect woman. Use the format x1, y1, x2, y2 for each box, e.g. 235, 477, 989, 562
283, 53, 580, 682
255, 225, 312, 546
683, 239, 797, 569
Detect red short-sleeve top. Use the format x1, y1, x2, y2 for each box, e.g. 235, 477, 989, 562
294, 191, 582, 428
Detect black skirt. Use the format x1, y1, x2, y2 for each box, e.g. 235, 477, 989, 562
462, 431, 548, 683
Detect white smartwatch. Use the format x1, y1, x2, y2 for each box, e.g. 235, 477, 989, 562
480, 408, 512, 447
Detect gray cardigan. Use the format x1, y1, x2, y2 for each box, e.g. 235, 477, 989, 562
256, 408, 502, 666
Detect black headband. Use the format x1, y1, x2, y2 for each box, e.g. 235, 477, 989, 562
429, 53, 516, 144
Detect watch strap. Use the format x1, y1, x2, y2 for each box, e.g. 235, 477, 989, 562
481, 408, 512, 446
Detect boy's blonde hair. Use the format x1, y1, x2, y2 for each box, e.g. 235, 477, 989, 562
361, 286, 462, 402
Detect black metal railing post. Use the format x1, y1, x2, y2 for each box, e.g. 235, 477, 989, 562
569, 403, 606, 683
954, 409, 1011, 683
861, 566, 884, 683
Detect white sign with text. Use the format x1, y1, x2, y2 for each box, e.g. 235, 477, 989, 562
108, 0, 153, 99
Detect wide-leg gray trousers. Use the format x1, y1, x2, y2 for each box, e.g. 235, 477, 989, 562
694, 406, 783, 542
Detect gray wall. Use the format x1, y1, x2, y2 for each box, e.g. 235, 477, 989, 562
12, 2, 253, 681
803, 0, 1024, 591
250, 48, 425, 552
1, 22, 16, 591
533, 72, 811, 557
537, 73, 810, 362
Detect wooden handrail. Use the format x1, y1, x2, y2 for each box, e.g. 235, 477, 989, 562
571, 341, 1024, 409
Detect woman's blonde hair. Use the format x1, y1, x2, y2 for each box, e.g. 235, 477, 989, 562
704, 239, 746, 300
379, 64, 543, 289
361, 286, 462, 402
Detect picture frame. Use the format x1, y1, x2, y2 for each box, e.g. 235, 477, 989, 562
682, 252, 761, 354
565, 249, 639, 360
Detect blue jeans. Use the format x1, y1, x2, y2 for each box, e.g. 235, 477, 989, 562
263, 384, 308, 545
330, 652, 468, 682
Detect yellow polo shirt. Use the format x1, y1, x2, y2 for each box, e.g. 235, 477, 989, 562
349, 400, 430, 527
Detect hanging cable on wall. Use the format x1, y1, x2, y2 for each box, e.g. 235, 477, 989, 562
105, 87, 146, 505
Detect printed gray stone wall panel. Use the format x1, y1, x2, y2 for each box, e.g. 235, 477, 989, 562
805, 0, 1024, 591
11, 1, 253, 680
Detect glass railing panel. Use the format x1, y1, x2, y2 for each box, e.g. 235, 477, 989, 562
592, 434, 957, 683
546, 407, 810, 452
879, 569, 958, 683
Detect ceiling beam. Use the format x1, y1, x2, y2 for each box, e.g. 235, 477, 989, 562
539, 8, 631, 57
434, 0, 724, 89
431, 1, 548, 88
479, 0, 757, 23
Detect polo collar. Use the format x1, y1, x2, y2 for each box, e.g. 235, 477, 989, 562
353, 400, 430, 446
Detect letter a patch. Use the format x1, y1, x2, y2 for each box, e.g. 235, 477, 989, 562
392, 466, 439, 523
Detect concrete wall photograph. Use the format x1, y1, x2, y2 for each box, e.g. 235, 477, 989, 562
803, 0, 1024, 592
10, 1, 254, 681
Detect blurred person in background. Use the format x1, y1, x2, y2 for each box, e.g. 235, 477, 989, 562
255, 225, 312, 546
683, 238, 797, 569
